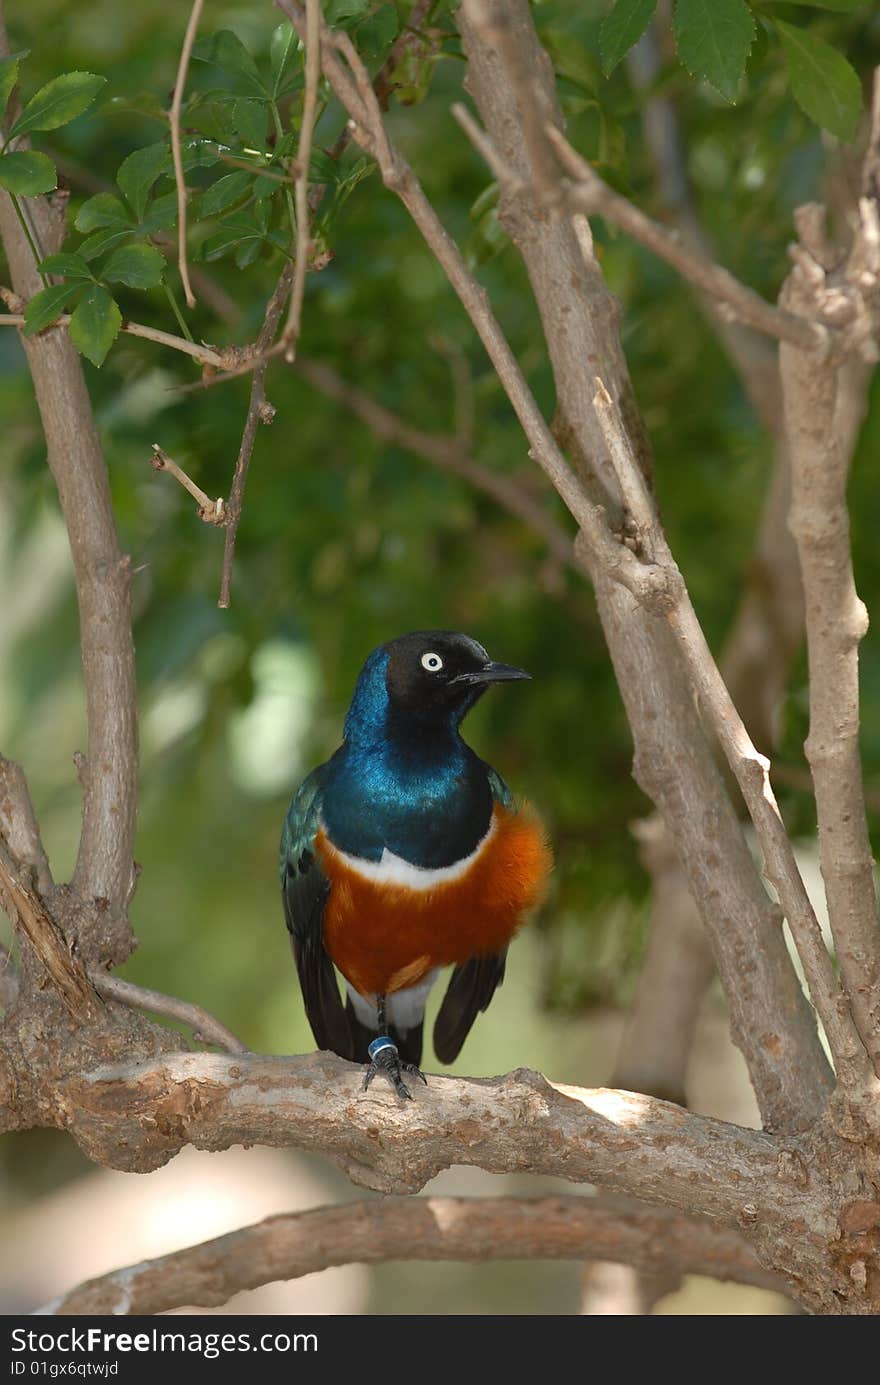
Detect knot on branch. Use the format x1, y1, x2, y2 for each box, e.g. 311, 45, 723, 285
785, 199, 880, 365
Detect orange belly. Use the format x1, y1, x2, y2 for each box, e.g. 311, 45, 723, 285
316, 803, 551, 998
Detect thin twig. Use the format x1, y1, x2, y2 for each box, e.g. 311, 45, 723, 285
122, 319, 224, 367
169, 0, 205, 310
91, 973, 248, 1054
45, 1194, 780, 1315
219, 264, 293, 607
150, 445, 227, 526
0, 312, 229, 369
282, 0, 321, 361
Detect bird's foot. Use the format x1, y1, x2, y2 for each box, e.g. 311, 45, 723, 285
363, 1037, 427, 1100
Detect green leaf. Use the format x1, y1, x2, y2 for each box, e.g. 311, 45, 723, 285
192, 30, 267, 97
252, 169, 279, 201
117, 142, 170, 221
674, 0, 754, 102
234, 236, 263, 269
199, 206, 269, 263
102, 242, 165, 288
200, 169, 254, 215
181, 139, 223, 172
231, 99, 268, 152
600, 0, 658, 76
0, 150, 56, 195
0, 50, 29, 120
75, 193, 133, 233
22, 282, 79, 335
68, 284, 121, 367
775, 21, 861, 140
540, 29, 599, 94
10, 71, 106, 138
270, 21, 299, 95
466, 202, 508, 268
38, 251, 92, 279
78, 227, 134, 262
325, 0, 370, 21
356, 5, 400, 58
139, 191, 179, 234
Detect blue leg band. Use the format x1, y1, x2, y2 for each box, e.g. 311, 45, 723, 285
368, 1037, 397, 1060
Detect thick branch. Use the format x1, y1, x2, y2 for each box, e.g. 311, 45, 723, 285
457, 0, 834, 1131
780, 211, 880, 1072
47, 1194, 781, 1315
589, 379, 870, 1097
0, 33, 138, 925
35, 1051, 820, 1231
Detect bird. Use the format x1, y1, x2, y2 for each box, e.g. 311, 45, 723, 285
279, 630, 552, 1098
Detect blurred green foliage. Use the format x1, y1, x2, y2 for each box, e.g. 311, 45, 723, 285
1, 0, 880, 1058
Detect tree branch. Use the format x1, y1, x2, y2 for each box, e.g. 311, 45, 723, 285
169, 0, 205, 310
45, 1193, 781, 1315
218, 264, 292, 608
0, 196, 139, 935
28, 1051, 814, 1222
281, 0, 320, 360
91, 973, 248, 1054
456, 0, 835, 1132
780, 191, 880, 1073
0, 310, 232, 369
150, 445, 227, 527
589, 378, 872, 1099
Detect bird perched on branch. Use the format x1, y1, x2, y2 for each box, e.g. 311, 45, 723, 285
280, 630, 551, 1098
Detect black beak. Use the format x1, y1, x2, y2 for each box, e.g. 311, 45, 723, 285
453, 661, 531, 686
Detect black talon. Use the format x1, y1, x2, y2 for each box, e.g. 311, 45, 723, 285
364, 1036, 426, 1099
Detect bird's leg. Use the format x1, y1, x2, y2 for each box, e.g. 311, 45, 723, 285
362, 994, 427, 1100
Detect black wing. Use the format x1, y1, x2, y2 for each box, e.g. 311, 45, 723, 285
433, 952, 507, 1064
433, 763, 513, 1064
280, 764, 353, 1059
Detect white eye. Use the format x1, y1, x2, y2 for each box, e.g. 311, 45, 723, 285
421, 651, 443, 672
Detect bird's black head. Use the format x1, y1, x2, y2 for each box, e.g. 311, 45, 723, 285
382, 630, 530, 723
